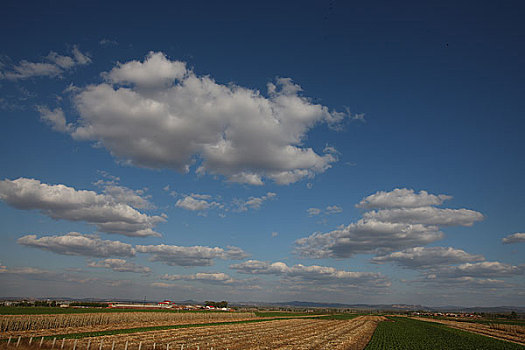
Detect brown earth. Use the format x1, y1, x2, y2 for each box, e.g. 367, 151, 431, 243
0, 313, 257, 339
1, 316, 386, 350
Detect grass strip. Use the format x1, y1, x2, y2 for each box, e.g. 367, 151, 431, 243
312, 314, 359, 320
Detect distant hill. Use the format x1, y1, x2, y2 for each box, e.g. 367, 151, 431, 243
232, 300, 525, 313
2, 297, 524, 314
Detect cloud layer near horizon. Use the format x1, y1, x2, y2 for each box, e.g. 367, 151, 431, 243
136, 244, 249, 267
43, 52, 348, 185
230, 260, 390, 289
296, 188, 484, 258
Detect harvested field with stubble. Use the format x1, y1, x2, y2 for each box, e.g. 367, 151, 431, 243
0, 312, 256, 338
412, 317, 525, 346
1, 316, 385, 350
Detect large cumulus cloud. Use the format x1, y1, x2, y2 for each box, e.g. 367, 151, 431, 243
45, 52, 349, 185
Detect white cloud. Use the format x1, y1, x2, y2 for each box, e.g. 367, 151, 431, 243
307, 205, 342, 217
0, 178, 165, 237
46, 52, 76, 69
325, 205, 343, 215
37, 106, 72, 132
72, 46, 92, 65
371, 247, 485, 268
190, 193, 213, 200
1, 46, 91, 80
161, 272, 235, 284
296, 188, 484, 258
362, 207, 483, 226
151, 282, 176, 288
103, 52, 186, 89
502, 232, 525, 244
136, 244, 249, 266
307, 208, 321, 216
0, 266, 50, 275
2, 61, 62, 80
99, 184, 153, 210
296, 220, 444, 258
356, 188, 452, 209
233, 192, 276, 212
433, 261, 525, 278
0, 265, 98, 284
57, 52, 349, 185
418, 275, 511, 289
99, 39, 118, 46
173, 191, 275, 214
88, 258, 151, 273
230, 260, 390, 289
176, 195, 219, 211
17, 233, 136, 257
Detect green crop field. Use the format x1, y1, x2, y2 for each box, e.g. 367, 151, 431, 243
365, 317, 524, 350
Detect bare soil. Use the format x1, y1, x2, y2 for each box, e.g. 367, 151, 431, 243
2, 316, 386, 350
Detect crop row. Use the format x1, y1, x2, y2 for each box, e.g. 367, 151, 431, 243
0, 312, 256, 332
5, 316, 382, 350
365, 317, 524, 350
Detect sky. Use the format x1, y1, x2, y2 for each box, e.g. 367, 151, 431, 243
0, 0, 524, 307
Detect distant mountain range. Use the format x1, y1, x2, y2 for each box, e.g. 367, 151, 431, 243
2, 296, 524, 313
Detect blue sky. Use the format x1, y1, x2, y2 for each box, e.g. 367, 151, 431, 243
0, 0, 524, 306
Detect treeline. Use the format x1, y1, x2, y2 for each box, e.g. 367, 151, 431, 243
10, 301, 59, 307
205, 301, 228, 308
69, 302, 109, 308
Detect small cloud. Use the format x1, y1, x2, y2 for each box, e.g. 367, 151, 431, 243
271, 232, 279, 237
502, 232, 525, 244
1, 46, 91, 81
99, 39, 118, 46
233, 192, 276, 212
307, 205, 342, 216
88, 258, 151, 274
36, 106, 72, 133
307, 208, 321, 216
325, 205, 343, 215
176, 195, 220, 211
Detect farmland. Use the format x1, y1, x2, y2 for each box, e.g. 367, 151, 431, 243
365, 317, 525, 349
0, 311, 257, 338
411, 316, 525, 346
1, 308, 524, 349
1, 316, 385, 350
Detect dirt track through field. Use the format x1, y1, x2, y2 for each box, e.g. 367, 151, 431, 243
11, 316, 385, 350
411, 317, 525, 346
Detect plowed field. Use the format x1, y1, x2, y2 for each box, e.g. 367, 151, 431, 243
10, 316, 385, 350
